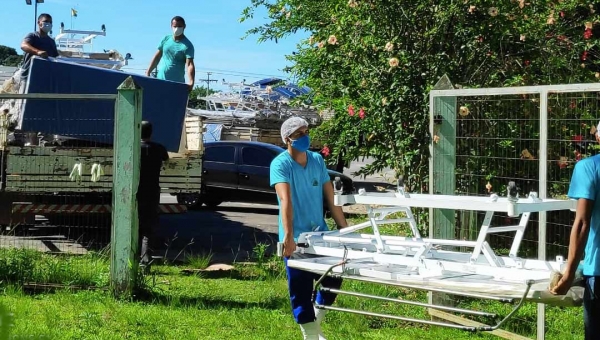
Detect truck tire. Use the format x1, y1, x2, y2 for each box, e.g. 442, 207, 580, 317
176, 193, 203, 210
204, 199, 223, 209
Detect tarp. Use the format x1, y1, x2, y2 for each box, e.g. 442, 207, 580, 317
20, 57, 189, 151
203, 124, 223, 142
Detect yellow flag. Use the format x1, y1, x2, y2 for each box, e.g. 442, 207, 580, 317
71, 8, 78, 17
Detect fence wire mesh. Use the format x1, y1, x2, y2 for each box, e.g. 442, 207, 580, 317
0, 94, 114, 263
430, 89, 596, 339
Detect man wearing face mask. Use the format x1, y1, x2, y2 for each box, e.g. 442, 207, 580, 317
20, 13, 59, 69
146, 16, 195, 91
270, 117, 349, 340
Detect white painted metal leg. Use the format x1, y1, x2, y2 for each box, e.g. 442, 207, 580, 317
509, 212, 530, 258
470, 211, 494, 264
402, 207, 422, 239
367, 207, 386, 252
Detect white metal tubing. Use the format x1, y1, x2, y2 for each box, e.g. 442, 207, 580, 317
320, 235, 477, 248
510, 212, 530, 257
58, 29, 106, 36
334, 193, 576, 216
315, 305, 479, 332
320, 273, 516, 302
470, 211, 494, 262
430, 83, 600, 97
0, 93, 116, 100
320, 287, 497, 317
301, 245, 562, 275
537, 89, 549, 340
485, 225, 522, 233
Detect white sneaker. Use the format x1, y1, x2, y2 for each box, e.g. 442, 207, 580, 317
299, 321, 319, 340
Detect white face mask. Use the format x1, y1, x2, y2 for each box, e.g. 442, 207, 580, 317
173, 27, 184, 36
41, 23, 52, 33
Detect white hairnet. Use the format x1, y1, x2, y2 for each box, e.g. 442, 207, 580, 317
281, 117, 309, 143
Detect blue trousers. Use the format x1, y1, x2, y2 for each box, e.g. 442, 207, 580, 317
284, 257, 343, 324
584, 276, 600, 340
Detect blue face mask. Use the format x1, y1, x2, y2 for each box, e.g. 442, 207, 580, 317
290, 135, 310, 152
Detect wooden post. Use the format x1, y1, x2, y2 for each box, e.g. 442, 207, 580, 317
428, 75, 457, 312
110, 76, 142, 297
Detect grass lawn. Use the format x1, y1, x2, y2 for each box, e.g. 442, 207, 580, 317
0, 248, 585, 340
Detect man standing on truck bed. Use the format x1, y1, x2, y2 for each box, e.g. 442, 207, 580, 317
145, 16, 195, 91
138, 121, 169, 272
20, 13, 58, 71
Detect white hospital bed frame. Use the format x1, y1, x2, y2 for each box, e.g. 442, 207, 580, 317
284, 179, 581, 333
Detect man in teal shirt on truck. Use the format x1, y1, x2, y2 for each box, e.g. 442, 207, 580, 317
146, 16, 195, 91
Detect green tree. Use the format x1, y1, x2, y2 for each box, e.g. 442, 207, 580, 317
241, 0, 600, 190
188, 85, 220, 109
0, 45, 22, 67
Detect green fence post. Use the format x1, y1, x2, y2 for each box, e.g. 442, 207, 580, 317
110, 76, 142, 297
430, 75, 456, 239
428, 75, 457, 314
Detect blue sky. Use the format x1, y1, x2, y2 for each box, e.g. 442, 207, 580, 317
0, 0, 307, 91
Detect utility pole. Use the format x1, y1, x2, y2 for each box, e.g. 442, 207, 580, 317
198, 72, 218, 110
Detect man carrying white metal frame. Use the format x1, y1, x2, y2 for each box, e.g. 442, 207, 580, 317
551, 121, 600, 340
271, 117, 349, 340
145, 16, 195, 92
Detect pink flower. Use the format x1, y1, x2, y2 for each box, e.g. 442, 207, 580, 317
584, 28, 593, 39
359, 108, 365, 119
321, 146, 330, 157
348, 105, 355, 116
582, 51, 589, 61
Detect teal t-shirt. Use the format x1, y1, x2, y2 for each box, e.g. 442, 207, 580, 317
567, 154, 600, 276
270, 151, 331, 242
156, 34, 194, 83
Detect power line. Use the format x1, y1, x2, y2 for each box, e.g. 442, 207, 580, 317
121, 66, 289, 80
198, 72, 218, 109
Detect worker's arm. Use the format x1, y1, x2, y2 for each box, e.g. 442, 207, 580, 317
271, 158, 295, 257
186, 58, 195, 92
551, 198, 593, 295
324, 181, 348, 229
185, 43, 195, 91
275, 182, 295, 257
551, 159, 596, 295
20, 34, 46, 58
146, 50, 162, 77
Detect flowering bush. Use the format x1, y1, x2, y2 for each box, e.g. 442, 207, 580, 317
241, 0, 600, 190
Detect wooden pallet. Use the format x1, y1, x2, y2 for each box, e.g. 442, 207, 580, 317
4, 146, 202, 194
184, 116, 205, 152
219, 126, 324, 149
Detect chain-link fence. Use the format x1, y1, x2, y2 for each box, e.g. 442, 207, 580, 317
430, 82, 600, 339
0, 92, 116, 257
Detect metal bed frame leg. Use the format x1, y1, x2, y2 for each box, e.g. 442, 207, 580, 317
310, 260, 535, 333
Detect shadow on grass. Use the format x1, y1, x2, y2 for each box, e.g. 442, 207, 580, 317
131, 286, 289, 311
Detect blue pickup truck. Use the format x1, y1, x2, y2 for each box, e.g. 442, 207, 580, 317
177, 141, 355, 209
